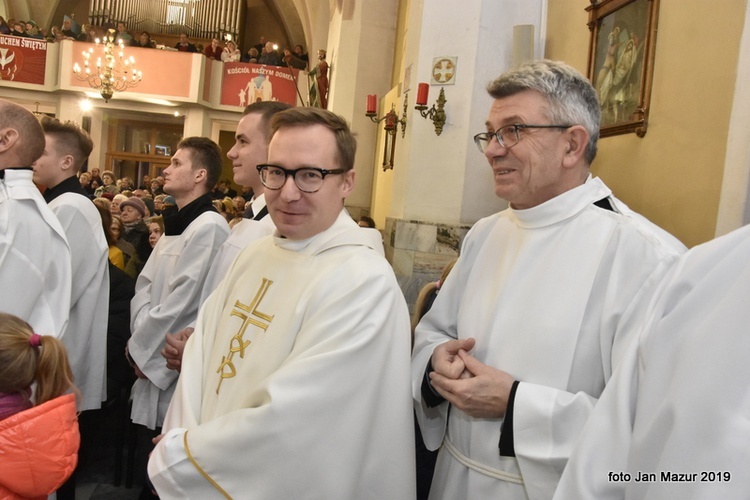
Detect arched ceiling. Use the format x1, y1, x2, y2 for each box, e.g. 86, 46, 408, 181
251, 0, 330, 56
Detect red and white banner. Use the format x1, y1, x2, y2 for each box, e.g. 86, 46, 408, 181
221, 62, 299, 107
0, 35, 47, 85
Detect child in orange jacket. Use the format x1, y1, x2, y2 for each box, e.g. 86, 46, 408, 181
0, 312, 80, 499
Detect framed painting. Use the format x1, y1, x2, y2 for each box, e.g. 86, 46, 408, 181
586, 0, 660, 137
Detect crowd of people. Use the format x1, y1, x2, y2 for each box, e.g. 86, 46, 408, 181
0, 15, 97, 43
2, 57, 749, 500
0, 15, 311, 71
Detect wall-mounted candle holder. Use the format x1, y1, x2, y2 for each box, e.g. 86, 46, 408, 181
414, 83, 447, 136
365, 92, 408, 171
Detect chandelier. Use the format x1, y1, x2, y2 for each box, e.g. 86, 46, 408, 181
73, 29, 142, 102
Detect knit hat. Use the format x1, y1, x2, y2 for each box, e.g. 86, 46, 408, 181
162, 195, 176, 206
120, 197, 146, 217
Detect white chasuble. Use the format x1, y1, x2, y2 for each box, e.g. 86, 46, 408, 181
0, 170, 71, 339
412, 177, 684, 500
49, 192, 110, 411
129, 211, 229, 429
555, 223, 750, 500
149, 211, 416, 499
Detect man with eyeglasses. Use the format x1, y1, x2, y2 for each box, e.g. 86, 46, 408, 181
411, 60, 685, 500
149, 108, 416, 498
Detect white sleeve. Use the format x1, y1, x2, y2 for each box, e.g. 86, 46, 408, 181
129, 221, 228, 390
551, 333, 640, 500
410, 251, 469, 450
513, 256, 677, 500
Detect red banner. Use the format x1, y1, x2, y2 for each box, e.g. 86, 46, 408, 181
221, 62, 299, 107
0, 35, 47, 85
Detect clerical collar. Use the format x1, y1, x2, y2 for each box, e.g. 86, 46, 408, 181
244, 194, 269, 220
0, 167, 32, 179
509, 177, 610, 229
163, 193, 217, 236
43, 175, 89, 203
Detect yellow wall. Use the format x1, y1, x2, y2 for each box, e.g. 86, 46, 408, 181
546, 0, 746, 247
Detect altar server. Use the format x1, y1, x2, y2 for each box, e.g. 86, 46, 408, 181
0, 99, 71, 339
200, 101, 291, 302
127, 137, 229, 429
411, 60, 685, 500
34, 116, 109, 411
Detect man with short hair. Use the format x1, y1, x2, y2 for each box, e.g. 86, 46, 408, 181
411, 60, 685, 500
174, 32, 197, 53
115, 21, 133, 44
148, 108, 415, 498
34, 116, 110, 411
0, 99, 72, 339
201, 102, 290, 298
127, 137, 229, 430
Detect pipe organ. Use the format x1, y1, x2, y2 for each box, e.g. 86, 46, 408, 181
88, 0, 242, 40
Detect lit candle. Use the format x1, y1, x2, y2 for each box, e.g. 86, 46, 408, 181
416, 83, 429, 106
366, 94, 377, 114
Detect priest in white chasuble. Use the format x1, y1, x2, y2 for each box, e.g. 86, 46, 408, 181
411, 60, 685, 500
149, 108, 416, 499
555, 223, 750, 500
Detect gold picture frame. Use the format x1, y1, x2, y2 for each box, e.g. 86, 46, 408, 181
586, 0, 660, 137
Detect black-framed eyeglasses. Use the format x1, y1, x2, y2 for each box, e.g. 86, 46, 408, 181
473, 124, 572, 153
256, 164, 347, 193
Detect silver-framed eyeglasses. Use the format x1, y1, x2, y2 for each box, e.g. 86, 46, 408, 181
473, 123, 572, 153
257, 164, 347, 193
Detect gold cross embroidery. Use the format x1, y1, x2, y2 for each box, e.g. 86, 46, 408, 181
216, 278, 274, 394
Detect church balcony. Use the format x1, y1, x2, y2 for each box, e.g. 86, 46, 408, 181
0, 36, 304, 112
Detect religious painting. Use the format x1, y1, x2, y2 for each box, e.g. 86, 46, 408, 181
586, 0, 660, 137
